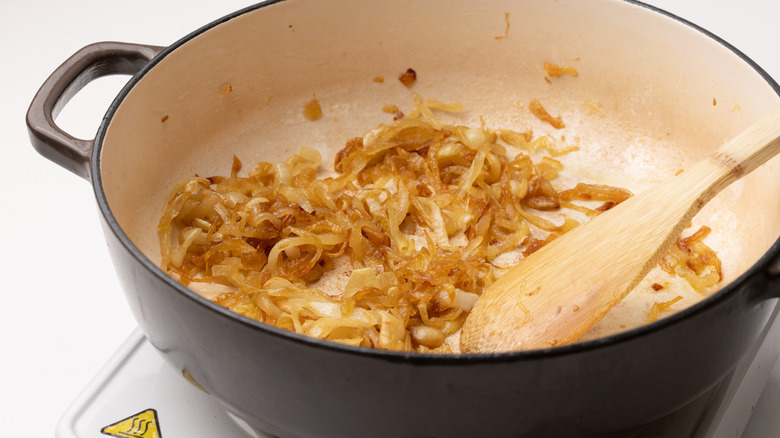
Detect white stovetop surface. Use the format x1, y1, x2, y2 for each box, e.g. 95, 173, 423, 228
1, 0, 778, 436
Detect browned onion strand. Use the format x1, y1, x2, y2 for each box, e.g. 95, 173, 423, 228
659, 225, 723, 292
158, 95, 723, 352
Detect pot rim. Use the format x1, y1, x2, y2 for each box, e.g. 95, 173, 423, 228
91, 0, 780, 362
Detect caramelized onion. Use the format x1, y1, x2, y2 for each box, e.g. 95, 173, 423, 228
659, 226, 723, 291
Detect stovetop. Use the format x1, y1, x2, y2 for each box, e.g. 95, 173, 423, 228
57, 302, 780, 438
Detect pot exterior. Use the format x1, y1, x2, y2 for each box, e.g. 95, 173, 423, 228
70, 0, 780, 436
100, 213, 777, 438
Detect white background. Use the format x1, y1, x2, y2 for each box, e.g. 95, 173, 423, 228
1, 0, 778, 437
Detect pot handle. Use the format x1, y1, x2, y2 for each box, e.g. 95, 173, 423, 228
747, 243, 780, 302
767, 248, 780, 298
26, 41, 164, 180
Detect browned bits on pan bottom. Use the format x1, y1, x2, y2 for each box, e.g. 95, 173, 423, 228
398, 68, 417, 87
495, 12, 510, 40
543, 62, 579, 77
383, 104, 399, 114
529, 98, 565, 129
303, 96, 322, 121
221, 82, 233, 96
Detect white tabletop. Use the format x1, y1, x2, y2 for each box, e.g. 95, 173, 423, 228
1, 0, 778, 437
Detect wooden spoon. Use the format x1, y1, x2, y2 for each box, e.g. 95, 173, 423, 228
460, 106, 780, 353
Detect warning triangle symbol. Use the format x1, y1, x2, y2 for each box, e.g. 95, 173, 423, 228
101, 408, 162, 438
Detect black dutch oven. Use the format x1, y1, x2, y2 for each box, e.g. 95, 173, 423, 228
27, 0, 780, 436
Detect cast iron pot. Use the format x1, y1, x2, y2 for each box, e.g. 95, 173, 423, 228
27, 0, 780, 436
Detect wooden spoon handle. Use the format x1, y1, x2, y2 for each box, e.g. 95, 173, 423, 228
460, 106, 780, 353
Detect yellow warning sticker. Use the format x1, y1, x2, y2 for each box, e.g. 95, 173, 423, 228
101, 408, 161, 438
